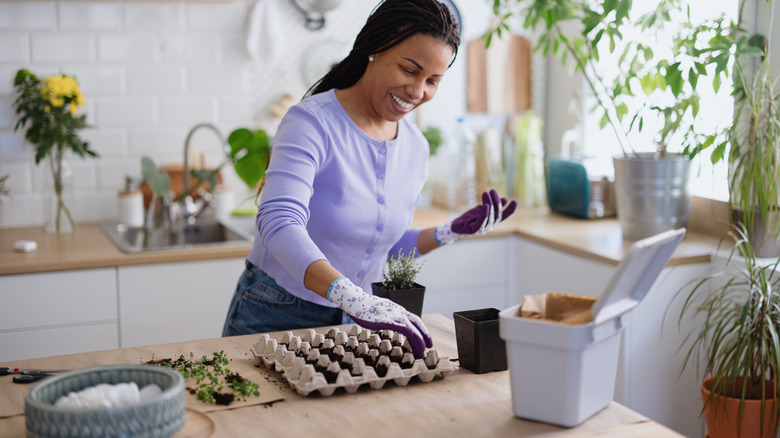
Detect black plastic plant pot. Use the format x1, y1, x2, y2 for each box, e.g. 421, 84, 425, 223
371, 282, 425, 317
453, 308, 507, 374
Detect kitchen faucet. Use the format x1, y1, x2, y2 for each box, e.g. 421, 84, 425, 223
181, 123, 230, 223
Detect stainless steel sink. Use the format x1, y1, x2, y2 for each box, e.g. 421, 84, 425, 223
100, 219, 254, 253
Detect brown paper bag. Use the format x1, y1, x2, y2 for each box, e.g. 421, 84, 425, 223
518, 293, 598, 325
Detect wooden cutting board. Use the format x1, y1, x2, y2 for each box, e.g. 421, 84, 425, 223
467, 34, 532, 114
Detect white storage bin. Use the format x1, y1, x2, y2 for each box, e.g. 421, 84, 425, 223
499, 228, 686, 427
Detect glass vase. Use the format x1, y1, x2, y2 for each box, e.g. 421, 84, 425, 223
44, 154, 75, 234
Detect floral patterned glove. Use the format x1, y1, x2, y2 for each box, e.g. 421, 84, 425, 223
435, 189, 517, 245
327, 277, 432, 358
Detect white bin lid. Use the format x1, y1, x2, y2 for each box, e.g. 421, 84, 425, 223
591, 228, 686, 325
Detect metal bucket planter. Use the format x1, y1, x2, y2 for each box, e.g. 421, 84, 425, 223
613, 153, 691, 240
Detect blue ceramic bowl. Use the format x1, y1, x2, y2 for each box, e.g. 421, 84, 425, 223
25, 364, 186, 438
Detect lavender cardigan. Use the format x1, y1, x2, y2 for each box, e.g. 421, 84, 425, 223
248, 90, 429, 307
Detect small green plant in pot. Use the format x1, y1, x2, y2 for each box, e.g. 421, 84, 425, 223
372, 249, 426, 317
672, 224, 780, 438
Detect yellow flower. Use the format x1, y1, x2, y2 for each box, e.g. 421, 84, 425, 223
40, 74, 85, 111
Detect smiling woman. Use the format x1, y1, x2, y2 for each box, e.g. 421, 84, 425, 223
222, 0, 517, 362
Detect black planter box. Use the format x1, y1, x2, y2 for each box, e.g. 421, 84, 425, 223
453, 308, 507, 374
371, 282, 425, 317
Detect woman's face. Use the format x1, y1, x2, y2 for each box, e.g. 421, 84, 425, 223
363, 33, 453, 122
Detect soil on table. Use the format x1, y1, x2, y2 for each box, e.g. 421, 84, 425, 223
143, 355, 247, 406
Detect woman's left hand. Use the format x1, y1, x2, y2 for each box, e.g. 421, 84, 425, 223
434, 189, 517, 245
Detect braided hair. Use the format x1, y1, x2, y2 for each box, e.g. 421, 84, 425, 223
305, 0, 460, 98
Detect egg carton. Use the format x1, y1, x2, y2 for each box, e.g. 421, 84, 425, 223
250, 325, 455, 396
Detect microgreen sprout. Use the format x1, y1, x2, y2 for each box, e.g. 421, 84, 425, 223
147, 350, 259, 405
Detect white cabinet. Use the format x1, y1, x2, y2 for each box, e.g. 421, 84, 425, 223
417, 237, 513, 318
514, 237, 614, 300
117, 258, 245, 348
0, 268, 119, 362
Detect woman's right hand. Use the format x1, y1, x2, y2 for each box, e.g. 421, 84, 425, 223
327, 277, 432, 358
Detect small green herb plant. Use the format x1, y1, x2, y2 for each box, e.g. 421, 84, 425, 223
381, 249, 425, 290
148, 351, 260, 405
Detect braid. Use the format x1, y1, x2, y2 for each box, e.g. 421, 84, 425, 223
305, 0, 460, 98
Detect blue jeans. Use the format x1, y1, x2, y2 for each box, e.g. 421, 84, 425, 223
222, 260, 353, 337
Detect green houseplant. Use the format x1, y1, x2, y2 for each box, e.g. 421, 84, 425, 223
486, 0, 740, 240
12, 69, 98, 234
141, 127, 270, 229
726, 47, 780, 257
372, 249, 426, 317
673, 225, 780, 437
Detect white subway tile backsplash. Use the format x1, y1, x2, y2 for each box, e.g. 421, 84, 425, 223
219, 96, 254, 125
221, 33, 250, 62
0, 67, 17, 94
189, 65, 247, 93
0, 2, 55, 30
96, 98, 156, 127
126, 66, 185, 94
0, 193, 42, 227
158, 96, 216, 125
96, 159, 143, 191
73, 190, 117, 222
0, 132, 32, 161
186, 3, 250, 31
125, 3, 184, 31
69, 160, 97, 191
0, 162, 33, 194
128, 128, 187, 157
185, 34, 219, 62
0, 33, 27, 63
31, 33, 94, 63
82, 129, 127, 158
63, 65, 124, 95
59, 3, 122, 30
0, 96, 13, 129
158, 33, 188, 61
98, 34, 156, 62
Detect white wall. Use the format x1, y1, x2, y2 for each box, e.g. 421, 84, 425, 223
0, 0, 482, 228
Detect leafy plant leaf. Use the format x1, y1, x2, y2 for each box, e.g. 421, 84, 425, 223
228, 128, 270, 188
141, 156, 170, 199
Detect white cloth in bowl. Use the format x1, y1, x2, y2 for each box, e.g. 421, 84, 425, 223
54, 382, 162, 409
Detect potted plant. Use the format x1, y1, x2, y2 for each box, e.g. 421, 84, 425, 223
12, 69, 97, 234
725, 51, 780, 257
486, 0, 740, 240
372, 249, 426, 317
672, 224, 780, 437
140, 126, 270, 229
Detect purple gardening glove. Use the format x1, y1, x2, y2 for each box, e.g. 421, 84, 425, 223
435, 189, 517, 245
328, 277, 432, 359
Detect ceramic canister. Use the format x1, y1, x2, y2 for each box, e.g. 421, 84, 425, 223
118, 189, 145, 227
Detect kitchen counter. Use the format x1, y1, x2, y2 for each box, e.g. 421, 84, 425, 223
0, 314, 683, 437
0, 209, 723, 276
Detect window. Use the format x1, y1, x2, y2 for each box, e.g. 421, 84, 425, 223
581, 0, 738, 201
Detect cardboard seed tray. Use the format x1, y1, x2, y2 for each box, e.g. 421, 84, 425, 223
250, 325, 455, 396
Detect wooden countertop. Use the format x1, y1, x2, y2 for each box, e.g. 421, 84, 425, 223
0, 314, 683, 437
0, 209, 723, 276
0, 223, 253, 276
